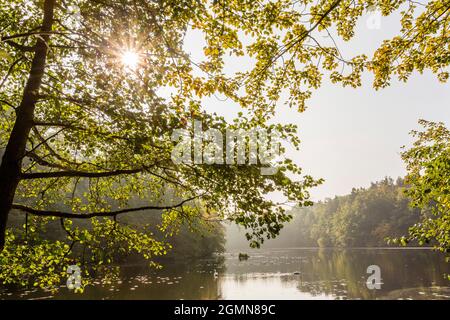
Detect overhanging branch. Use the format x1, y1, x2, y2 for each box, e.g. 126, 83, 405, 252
21, 167, 146, 179
11, 196, 200, 219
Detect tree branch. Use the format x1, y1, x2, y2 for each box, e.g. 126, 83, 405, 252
11, 196, 200, 219
0, 58, 24, 91
26, 151, 72, 171
1, 31, 68, 42
4, 40, 34, 52
21, 167, 146, 179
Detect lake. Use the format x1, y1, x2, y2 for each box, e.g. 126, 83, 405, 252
1, 248, 449, 300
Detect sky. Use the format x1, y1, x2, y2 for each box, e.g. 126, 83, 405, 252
183, 6, 450, 201
285, 70, 450, 200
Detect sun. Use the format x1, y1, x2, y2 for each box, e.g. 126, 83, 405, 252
120, 50, 140, 70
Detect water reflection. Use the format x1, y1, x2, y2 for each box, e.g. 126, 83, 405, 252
1, 249, 449, 300
221, 248, 449, 300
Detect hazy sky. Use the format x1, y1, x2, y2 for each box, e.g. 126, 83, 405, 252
184, 7, 450, 201
284, 71, 449, 200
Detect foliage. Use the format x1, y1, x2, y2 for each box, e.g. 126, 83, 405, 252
1, 199, 225, 291
395, 120, 450, 254
0, 215, 169, 292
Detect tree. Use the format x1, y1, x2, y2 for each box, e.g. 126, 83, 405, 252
397, 120, 450, 254
267, 178, 422, 248
0, 0, 448, 289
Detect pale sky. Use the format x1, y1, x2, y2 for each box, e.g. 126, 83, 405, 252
183, 7, 450, 201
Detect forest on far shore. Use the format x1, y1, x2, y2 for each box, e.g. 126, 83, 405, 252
227, 177, 424, 249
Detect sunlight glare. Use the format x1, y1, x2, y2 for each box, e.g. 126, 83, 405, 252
121, 50, 139, 71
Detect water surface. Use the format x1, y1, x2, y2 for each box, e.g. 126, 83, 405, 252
1, 248, 449, 300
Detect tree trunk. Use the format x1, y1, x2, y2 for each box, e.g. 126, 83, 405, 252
0, 0, 55, 251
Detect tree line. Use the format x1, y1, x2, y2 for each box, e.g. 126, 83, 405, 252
241, 177, 423, 248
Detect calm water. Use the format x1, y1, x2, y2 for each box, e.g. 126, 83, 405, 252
1, 248, 449, 300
